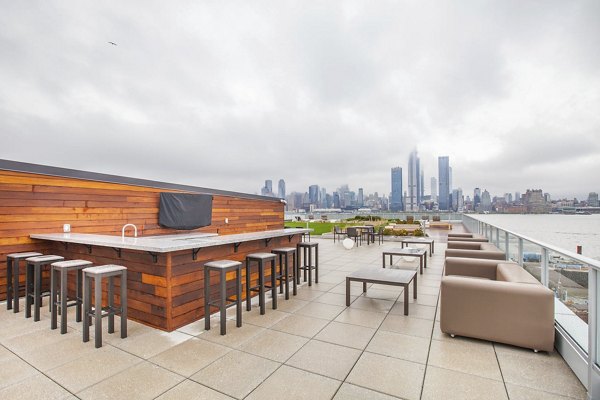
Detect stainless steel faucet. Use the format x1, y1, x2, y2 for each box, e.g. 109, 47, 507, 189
122, 223, 138, 239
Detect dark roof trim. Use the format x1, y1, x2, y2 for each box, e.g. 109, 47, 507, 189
0, 159, 282, 203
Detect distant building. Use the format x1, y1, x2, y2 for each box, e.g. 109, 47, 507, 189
390, 167, 403, 211
481, 189, 492, 212
261, 179, 274, 196
308, 185, 320, 206
523, 189, 551, 213
438, 156, 450, 211
431, 177, 438, 203
474, 187, 481, 210
452, 188, 464, 211
407, 150, 421, 211
514, 192, 521, 204
420, 169, 425, 203
588, 192, 599, 207
277, 179, 285, 199
358, 188, 364, 207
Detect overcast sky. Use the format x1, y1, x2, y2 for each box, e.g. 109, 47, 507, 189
1, 1, 599, 199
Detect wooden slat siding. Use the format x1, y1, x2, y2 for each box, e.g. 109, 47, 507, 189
42, 242, 169, 329
0, 170, 283, 309
169, 235, 301, 331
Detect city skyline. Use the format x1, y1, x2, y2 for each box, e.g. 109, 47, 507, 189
1, 2, 599, 199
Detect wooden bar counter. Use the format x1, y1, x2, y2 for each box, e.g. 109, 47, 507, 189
0, 159, 303, 332
29, 229, 309, 332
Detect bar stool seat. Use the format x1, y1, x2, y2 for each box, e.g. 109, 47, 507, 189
82, 264, 127, 348
204, 260, 243, 335
6, 252, 42, 313
297, 242, 319, 286
50, 259, 93, 334
271, 247, 297, 299
246, 252, 278, 314
25, 255, 65, 321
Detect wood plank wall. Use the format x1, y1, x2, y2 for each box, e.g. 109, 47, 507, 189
0, 169, 284, 304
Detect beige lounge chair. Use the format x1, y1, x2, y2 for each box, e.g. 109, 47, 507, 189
440, 257, 555, 352
445, 241, 504, 260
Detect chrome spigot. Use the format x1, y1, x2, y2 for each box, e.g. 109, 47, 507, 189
122, 224, 138, 239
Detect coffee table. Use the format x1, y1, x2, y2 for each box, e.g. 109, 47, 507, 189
401, 237, 434, 256
382, 247, 427, 274
346, 267, 417, 315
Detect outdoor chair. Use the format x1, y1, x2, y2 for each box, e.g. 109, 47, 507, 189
346, 227, 361, 246
368, 227, 385, 245
333, 226, 347, 243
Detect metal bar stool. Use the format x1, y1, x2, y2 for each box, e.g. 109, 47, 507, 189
25, 255, 65, 321
204, 260, 243, 335
82, 265, 127, 348
297, 242, 319, 286
6, 252, 42, 313
50, 259, 93, 334
271, 247, 297, 299
245, 253, 278, 314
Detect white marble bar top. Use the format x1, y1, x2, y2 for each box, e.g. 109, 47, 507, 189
30, 228, 312, 253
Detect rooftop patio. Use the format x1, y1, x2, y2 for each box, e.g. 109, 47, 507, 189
0, 235, 587, 400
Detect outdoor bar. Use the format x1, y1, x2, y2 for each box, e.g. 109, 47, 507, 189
0, 159, 308, 331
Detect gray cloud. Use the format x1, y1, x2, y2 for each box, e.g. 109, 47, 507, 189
1, 1, 599, 199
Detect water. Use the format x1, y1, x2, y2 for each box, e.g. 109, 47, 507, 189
474, 214, 600, 260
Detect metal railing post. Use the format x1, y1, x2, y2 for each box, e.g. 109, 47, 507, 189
541, 247, 549, 287
505, 231, 510, 261
589, 268, 598, 400
495, 227, 500, 247
518, 238, 524, 267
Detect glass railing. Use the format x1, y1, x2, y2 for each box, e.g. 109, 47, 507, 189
462, 214, 600, 395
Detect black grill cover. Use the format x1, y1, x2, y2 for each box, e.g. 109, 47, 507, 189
159, 193, 213, 230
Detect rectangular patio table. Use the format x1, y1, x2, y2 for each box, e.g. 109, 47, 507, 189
382, 247, 427, 274
401, 237, 435, 256
346, 267, 417, 315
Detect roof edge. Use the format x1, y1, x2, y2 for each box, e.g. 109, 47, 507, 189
0, 159, 282, 203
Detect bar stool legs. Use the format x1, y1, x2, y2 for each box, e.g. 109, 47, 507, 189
50, 260, 91, 334
82, 265, 127, 348
271, 248, 297, 299
204, 260, 243, 335
296, 242, 319, 286
245, 253, 278, 314
6, 252, 42, 313
25, 255, 65, 321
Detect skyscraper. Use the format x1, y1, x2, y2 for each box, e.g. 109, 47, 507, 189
261, 180, 273, 196
431, 177, 437, 203
277, 179, 285, 199
420, 169, 425, 202
358, 188, 364, 207
407, 150, 420, 211
308, 185, 319, 206
481, 189, 492, 212
390, 167, 403, 211
588, 192, 599, 207
438, 156, 450, 210
473, 188, 481, 210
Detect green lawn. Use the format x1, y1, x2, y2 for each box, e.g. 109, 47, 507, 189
285, 221, 347, 235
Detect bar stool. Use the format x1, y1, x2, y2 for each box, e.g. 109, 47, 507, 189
204, 260, 243, 335
25, 255, 65, 321
82, 265, 127, 348
50, 259, 93, 334
297, 242, 319, 286
6, 252, 42, 313
271, 247, 297, 299
245, 253, 278, 314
